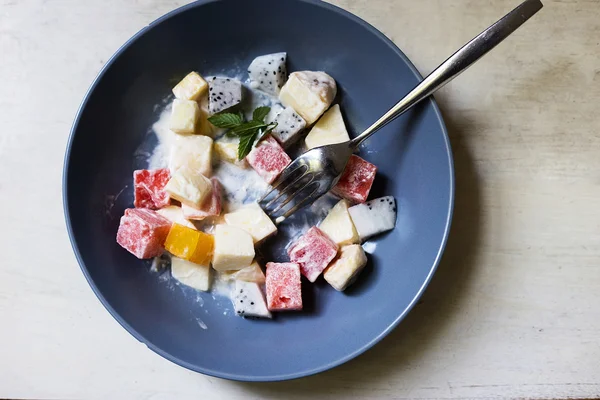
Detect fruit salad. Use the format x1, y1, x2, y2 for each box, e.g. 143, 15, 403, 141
116, 52, 398, 319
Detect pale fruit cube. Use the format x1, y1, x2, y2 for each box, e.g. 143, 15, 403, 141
164, 166, 213, 208
222, 261, 266, 284
212, 225, 255, 271
168, 134, 213, 177
324, 244, 368, 291
181, 178, 222, 220
224, 202, 277, 244
170, 99, 200, 134
270, 106, 306, 148
171, 256, 211, 291
172, 72, 208, 101
233, 280, 272, 318
305, 104, 350, 149
197, 92, 214, 137
348, 196, 397, 241
318, 199, 359, 246
279, 71, 336, 125
156, 205, 196, 230
214, 140, 239, 163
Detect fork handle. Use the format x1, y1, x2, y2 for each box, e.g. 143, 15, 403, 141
350, 0, 543, 148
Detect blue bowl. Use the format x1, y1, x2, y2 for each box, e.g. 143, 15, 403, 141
63, 0, 453, 381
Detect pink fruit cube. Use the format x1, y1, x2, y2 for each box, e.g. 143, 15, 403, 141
331, 155, 377, 204
287, 227, 339, 282
133, 168, 171, 209
246, 136, 291, 184
182, 178, 222, 220
116, 208, 172, 259
265, 262, 302, 311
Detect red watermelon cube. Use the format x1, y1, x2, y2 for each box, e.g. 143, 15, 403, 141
133, 168, 171, 209
246, 136, 291, 184
331, 155, 377, 204
265, 262, 302, 311
287, 227, 339, 282
116, 208, 172, 259
182, 178, 222, 220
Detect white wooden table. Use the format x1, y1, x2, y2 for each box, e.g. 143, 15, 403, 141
2, 0, 599, 399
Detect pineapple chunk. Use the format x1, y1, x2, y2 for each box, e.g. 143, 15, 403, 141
170, 99, 200, 134
305, 104, 350, 149
171, 257, 211, 291
279, 71, 336, 125
169, 135, 213, 177
214, 140, 239, 163
164, 166, 212, 208
212, 225, 255, 271
224, 202, 277, 244
324, 244, 367, 291
318, 199, 359, 246
172, 72, 208, 101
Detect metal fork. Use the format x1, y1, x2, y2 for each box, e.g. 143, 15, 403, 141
260, 0, 543, 223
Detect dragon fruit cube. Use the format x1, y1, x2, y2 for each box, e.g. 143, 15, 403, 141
287, 226, 339, 282
133, 168, 171, 209
331, 155, 377, 204
207, 77, 242, 115
265, 262, 302, 311
182, 178, 222, 220
270, 106, 306, 148
246, 136, 291, 184
248, 52, 287, 96
116, 208, 171, 259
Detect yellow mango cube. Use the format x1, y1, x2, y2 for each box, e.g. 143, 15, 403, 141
164, 223, 214, 265
172, 72, 208, 101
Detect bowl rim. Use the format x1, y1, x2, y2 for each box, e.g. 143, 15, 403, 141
62, 0, 455, 382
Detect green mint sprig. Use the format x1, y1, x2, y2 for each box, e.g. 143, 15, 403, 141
208, 106, 277, 160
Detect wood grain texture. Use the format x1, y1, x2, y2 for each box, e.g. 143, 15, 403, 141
1, 0, 599, 399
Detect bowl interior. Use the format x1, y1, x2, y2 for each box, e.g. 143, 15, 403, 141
64, 0, 453, 381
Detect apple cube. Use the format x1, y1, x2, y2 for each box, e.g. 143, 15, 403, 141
318, 199, 359, 246
168, 134, 213, 177
172, 72, 208, 101
287, 226, 339, 282
265, 262, 302, 311
171, 256, 211, 291
224, 202, 277, 244
170, 99, 200, 134
212, 225, 255, 271
246, 136, 291, 184
116, 208, 171, 259
181, 178, 222, 220
331, 155, 377, 204
348, 196, 397, 241
305, 104, 350, 149
133, 168, 171, 209
323, 244, 368, 291
279, 71, 337, 125
233, 280, 272, 318
164, 223, 214, 265
156, 205, 196, 230
164, 166, 212, 208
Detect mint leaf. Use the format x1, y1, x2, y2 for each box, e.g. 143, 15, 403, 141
254, 122, 278, 147
208, 113, 243, 128
238, 130, 258, 160
252, 106, 271, 123
229, 120, 267, 136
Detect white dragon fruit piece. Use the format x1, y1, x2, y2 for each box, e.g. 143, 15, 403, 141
233, 280, 272, 318
348, 196, 397, 241
270, 106, 306, 147
207, 77, 242, 115
247, 52, 287, 96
